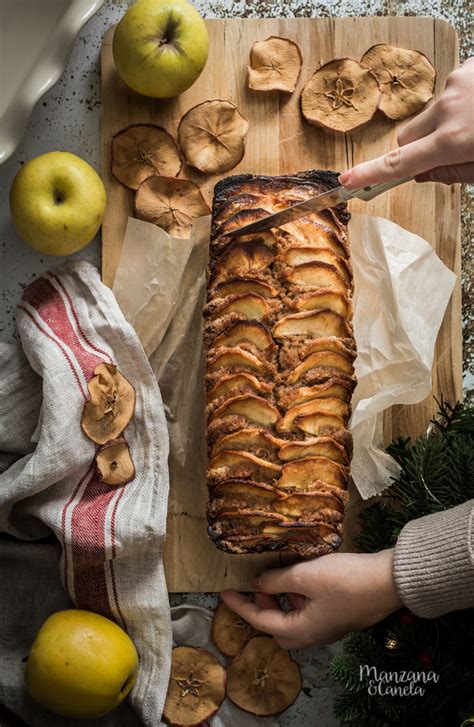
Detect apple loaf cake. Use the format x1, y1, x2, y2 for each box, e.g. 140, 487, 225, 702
204, 170, 356, 558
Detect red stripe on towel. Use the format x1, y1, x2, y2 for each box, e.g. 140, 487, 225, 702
21, 273, 127, 625
23, 277, 103, 379
49, 272, 114, 364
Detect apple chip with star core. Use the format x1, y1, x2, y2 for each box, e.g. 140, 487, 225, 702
211, 600, 261, 658
111, 124, 182, 189
134, 176, 210, 238
301, 58, 381, 132
248, 36, 303, 93
162, 646, 226, 726
361, 44, 436, 119
226, 636, 302, 716
178, 100, 249, 174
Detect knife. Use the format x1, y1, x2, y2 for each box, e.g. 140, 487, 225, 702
226, 176, 413, 237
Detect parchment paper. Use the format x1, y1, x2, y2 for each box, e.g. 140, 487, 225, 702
113, 214, 455, 500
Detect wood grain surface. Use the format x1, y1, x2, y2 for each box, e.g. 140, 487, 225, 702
101, 17, 461, 591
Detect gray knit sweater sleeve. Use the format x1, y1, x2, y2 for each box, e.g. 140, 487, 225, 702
393, 500, 474, 618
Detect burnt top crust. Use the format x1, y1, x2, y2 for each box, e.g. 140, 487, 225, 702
211, 170, 350, 239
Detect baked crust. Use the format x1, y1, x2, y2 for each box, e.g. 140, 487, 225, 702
205, 170, 356, 557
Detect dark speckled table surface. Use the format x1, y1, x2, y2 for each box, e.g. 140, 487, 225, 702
0, 1, 471, 725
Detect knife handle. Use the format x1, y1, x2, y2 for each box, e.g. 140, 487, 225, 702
344, 176, 414, 202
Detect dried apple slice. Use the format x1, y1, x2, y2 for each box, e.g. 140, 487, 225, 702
135, 177, 210, 239
226, 636, 301, 717
207, 347, 271, 377
210, 428, 284, 458
209, 243, 274, 288
278, 457, 348, 491
213, 321, 274, 352
277, 397, 349, 433
248, 36, 303, 93
278, 436, 349, 465
163, 646, 226, 727
208, 450, 281, 482
284, 261, 347, 293
361, 44, 436, 120
295, 289, 352, 318
301, 58, 381, 133
273, 491, 344, 518
296, 411, 347, 437
81, 363, 135, 445
111, 124, 181, 190
208, 373, 271, 403
277, 377, 355, 408
273, 310, 352, 340
211, 601, 260, 659
95, 439, 135, 486
178, 100, 249, 174
280, 246, 351, 285
288, 351, 355, 385
208, 293, 269, 323
211, 395, 279, 427
214, 277, 278, 299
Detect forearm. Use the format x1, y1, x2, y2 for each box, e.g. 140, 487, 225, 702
393, 500, 474, 618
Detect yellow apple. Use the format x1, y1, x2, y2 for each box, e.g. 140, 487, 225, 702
113, 0, 209, 98
25, 609, 139, 719
9, 151, 106, 256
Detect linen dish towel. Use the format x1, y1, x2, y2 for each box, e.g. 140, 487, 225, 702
0, 261, 171, 727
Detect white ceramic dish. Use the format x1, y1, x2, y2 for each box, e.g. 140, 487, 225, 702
0, 0, 104, 164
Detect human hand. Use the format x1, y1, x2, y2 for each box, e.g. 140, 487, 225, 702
339, 58, 474, 188
221, 549, 402, 649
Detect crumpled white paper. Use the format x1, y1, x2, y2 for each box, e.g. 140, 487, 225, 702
112, 213, 455, 500
349, 213, 456, 497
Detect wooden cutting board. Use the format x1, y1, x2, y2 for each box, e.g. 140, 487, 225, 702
101, 17, 461, 591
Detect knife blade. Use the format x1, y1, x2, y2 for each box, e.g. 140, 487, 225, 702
225, 176, 412, 237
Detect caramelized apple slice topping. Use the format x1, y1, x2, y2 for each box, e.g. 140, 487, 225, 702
272, 491, 344, 517
273, 310, 352, 340
214, 278, 278, 299
210, 243, 274, 288
209, 294, 269, 322
208, 373, 271, 402
213, 321, 274, 351
278, 456, 348, 491
210, 428, 284, 458
277, 397, 349, 433
212, 395, 280, 426
208, 450, 281, 481
278, 437, 349, 465
295, 289, 352, 318
277, 377, 355, 408
284, 262, 347, 293
207, 348, 270, 376
296, 412, 347, 437
280, 246, 351, 284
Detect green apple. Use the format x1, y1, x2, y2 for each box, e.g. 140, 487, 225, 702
9, 151, 106, 256
25, 609, 139, 719
112, 0, 209, 98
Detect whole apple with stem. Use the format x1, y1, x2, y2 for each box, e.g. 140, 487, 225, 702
25, 609, 139, 719
9, 151, 106, 256
113, 0, 209, 98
